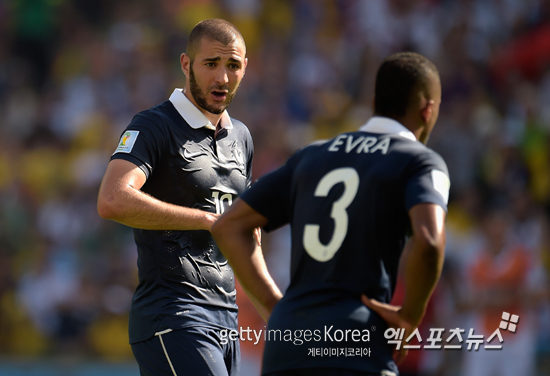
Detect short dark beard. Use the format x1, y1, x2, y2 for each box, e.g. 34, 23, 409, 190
189, 64, 238, 115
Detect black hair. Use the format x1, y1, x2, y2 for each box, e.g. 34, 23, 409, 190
186, 19, 245, 61
374, 52, 439, 118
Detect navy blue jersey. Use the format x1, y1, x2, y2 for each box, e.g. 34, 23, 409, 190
111, 90, 253, 344
240, 117, 449, 375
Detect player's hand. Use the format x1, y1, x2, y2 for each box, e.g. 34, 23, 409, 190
361, 295, 413, 365
205, 212, 221, 231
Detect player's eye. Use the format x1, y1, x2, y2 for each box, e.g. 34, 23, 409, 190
205, 62, 216, 67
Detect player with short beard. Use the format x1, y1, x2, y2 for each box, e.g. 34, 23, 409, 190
97, 18, 269, 376
188, 63, 240, 115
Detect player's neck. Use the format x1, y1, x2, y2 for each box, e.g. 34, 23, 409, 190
374, 113, 422, 141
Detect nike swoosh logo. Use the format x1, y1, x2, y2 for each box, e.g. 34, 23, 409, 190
182, 148, 208, 160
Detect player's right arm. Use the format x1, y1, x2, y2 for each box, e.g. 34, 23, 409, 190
97, 159, 218, 231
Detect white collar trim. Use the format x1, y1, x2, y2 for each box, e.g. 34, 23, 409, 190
169, 88, 233, 130
359, 116, 416, 141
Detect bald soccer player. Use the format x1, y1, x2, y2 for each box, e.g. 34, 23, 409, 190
97, 19, 265, 376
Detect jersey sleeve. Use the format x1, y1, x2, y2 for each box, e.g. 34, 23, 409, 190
245, 129, 254, 189
405, 151, 450, 212
110, 112, 166, 179
239, 162, 292, 232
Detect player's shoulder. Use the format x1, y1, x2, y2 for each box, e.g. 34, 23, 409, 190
290, 138, 332, 158
405, 143, 448, 174
229, 116, 247, 129
298, 138, 333, 151
309, 138, 332, 147
387, 135, 443, 160
411, 142, 446, 163
228, 117, 254, 152
229, 117, 252, 136
131, 100, 173, 128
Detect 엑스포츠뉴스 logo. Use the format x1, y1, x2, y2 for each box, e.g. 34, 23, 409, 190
499, 311, 519, 332
384, 311, 519, 351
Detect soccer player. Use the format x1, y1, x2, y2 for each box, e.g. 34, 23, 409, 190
212, 52, 449, 376
97, 19, 273, 376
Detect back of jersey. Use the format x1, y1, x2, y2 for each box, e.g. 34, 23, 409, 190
286, 131, 417, 305
240, 121, 448, 375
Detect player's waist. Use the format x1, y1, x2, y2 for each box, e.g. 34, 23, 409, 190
129, 300, 238, 343
135, 228, 226, 258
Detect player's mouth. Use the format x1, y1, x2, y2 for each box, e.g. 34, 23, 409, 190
211, 90, 228, 102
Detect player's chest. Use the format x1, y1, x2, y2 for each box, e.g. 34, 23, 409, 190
167, 133, 248, 190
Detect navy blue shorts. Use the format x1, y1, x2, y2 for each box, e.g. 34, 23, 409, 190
261, 300, 398, 375
131, 326, 240, 376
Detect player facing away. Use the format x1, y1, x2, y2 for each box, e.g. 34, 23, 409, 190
212, 52, 449, 376
97, 19, 276, 376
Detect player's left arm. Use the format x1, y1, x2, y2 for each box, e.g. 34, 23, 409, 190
212, 199, 283, 322
363, 203, 446, 364
363, 151, 449, 363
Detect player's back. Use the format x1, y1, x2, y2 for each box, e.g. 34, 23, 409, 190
260, 122, 447, 375
285, 129, 430, 304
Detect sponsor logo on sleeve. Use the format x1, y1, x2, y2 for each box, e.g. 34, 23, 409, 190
431, 169, 450, 204
114, 131, 139, 154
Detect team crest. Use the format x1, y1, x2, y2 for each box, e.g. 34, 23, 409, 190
230, 141, 246, 169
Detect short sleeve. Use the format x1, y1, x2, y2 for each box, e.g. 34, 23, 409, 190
405, 151, 450, 212
245, 129, 254, 189
239, 163, 292, 232
110, 112, 165, 178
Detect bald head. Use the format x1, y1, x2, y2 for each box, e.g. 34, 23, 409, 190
374, 52, 440, 118
186, 19, 246, 62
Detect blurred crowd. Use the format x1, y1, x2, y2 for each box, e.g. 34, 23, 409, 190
1, 0, 550, 375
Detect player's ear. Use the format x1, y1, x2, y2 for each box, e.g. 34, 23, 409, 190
180, 53, 191, 78
420, 99, 434, 125
243, 57, 248, 76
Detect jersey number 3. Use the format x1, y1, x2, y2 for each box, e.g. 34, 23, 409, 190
303, 167, 359, 262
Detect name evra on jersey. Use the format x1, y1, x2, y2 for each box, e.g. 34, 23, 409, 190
328, 135, 390, 154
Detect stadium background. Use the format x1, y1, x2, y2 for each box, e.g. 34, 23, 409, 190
1, 0, 550, 375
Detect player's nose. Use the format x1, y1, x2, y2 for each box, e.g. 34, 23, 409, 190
214, 67, 229, 85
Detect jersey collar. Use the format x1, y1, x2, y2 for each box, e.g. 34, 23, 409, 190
359, 116, 416, 141
169, 88, 234, 131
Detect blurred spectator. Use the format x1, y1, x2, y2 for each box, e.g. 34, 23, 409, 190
461, 205, 538, 376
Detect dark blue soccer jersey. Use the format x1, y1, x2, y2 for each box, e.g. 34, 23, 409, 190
240, 117, 449, 375
111, 89, 253, 344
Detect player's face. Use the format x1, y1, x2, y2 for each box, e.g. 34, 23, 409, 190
187, 38, 247, 115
